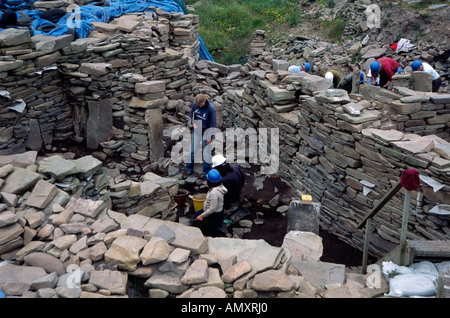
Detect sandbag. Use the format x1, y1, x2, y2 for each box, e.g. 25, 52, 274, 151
382, 261, 413, 281
411, 261, 439, 278
387, 273, 436, 297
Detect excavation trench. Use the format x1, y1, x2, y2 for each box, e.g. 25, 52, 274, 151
172, 162, 377, 268
45, 130, 377, 270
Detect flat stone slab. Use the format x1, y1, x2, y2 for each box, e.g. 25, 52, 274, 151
364, 128, 405, 143
0, 263, 48, 290
337, 110, 381, 124
293, 261, 346, 287
434, 142, 450, 160
119, 216, 208, 255
282, 231, 323, 262
37, 155, 79, 179
0, 28, 31, 47
262, 81, 296, 103
315, 89, 351, 104
207, 237, 284, 272
34, 34, 73, 53
0, 151, 37, 168
71, 155, 102, 178
65, 197, 107, 219
89, 270, 128, 295
24, 179, 58, 209
430, 94, 450, 104
361, 48, 387, 59
1, 168, 42, 195
392, 139, 435, 155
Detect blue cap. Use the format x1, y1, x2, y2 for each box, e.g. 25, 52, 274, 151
370, 61, 380, 74
359, 71, 364, 83
411, 60, 422, 72
206, 169, 222, 183
303, 62, 311, 72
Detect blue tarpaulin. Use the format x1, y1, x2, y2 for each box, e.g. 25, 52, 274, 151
0, 0, 213, 60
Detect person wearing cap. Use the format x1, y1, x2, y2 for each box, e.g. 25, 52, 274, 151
324, 70, 341, 88
186, 93, 217, 176
411, 60, 441, 92
335, 71, 365, 93
370, 57, 399, 89
211, 154, 245, 211
288, 62, 311, 73
359, 71, 366, 84
192, 169, 228, 237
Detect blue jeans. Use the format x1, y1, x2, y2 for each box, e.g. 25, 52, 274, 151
186, 129, 212, 174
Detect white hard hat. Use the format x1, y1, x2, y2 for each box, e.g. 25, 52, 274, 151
325, 72, 333, 83
212, 154, 226, 168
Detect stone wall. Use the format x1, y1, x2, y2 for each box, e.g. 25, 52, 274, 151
220, 37, 450, 258
0, 10, 199, 174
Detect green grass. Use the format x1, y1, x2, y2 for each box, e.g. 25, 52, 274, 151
185, 0, 445, 64
185, 0, 301, 64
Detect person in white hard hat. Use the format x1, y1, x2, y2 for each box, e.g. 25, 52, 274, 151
211, 154, 245, 212
324, 70, 341, 88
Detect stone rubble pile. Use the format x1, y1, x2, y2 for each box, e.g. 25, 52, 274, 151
1, 151, 392, 298
242, 21, 449, 94
0, 151, 180, 256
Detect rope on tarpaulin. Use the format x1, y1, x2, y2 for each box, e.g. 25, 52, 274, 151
0, 0, 213, 60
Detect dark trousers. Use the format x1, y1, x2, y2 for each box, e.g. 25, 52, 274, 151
380, 70, 397, 88
432, 77, 442, 92
192, 209, 224, 237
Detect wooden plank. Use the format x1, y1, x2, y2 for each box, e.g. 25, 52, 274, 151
357, 181, 402, 229
399, 190, 412, 266
361, 218, 372, 274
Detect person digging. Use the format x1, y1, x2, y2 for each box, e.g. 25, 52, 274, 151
191, 169, 227, 237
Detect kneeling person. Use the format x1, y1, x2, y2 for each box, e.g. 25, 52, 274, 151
212, 154, 245, 212
192, 169, 228, 237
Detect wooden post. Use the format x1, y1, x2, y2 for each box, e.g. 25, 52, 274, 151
399, 190, 412, 265
361, 218, 372, 274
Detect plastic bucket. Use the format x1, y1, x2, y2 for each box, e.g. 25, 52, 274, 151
173, 189, 189, 209
190, 193, 207, 213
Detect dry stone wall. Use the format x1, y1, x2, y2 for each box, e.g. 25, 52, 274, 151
220, 34, 450, 258
1, 10, 199, 175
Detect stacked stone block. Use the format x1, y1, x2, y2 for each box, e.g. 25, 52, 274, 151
0, 10, 199, 174
221, 54, 450, 258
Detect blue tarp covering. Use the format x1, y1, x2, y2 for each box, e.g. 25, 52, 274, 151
0, 0, 213, 60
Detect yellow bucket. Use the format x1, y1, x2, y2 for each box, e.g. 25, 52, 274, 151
190, 193, 207, 213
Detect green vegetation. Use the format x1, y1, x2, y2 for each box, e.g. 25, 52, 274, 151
184, 0, 446, 64
409, 0, 444, 9
184, 0, 301, 64
322, 18, 346, 41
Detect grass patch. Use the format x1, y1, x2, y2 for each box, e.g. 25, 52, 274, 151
321, 18, 346, 42
186, 0, 301, 64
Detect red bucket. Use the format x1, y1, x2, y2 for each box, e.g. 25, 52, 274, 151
173, 189, 189, 209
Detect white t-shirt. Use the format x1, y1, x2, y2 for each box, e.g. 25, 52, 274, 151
422, 62, 440, 80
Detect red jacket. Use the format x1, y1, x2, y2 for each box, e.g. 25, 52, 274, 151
377, 57, 399, 81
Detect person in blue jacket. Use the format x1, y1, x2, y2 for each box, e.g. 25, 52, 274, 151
211, 154, 245, 211
186, 93, 216, 175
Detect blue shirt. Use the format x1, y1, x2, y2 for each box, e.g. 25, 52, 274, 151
190, 100, 216, 138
